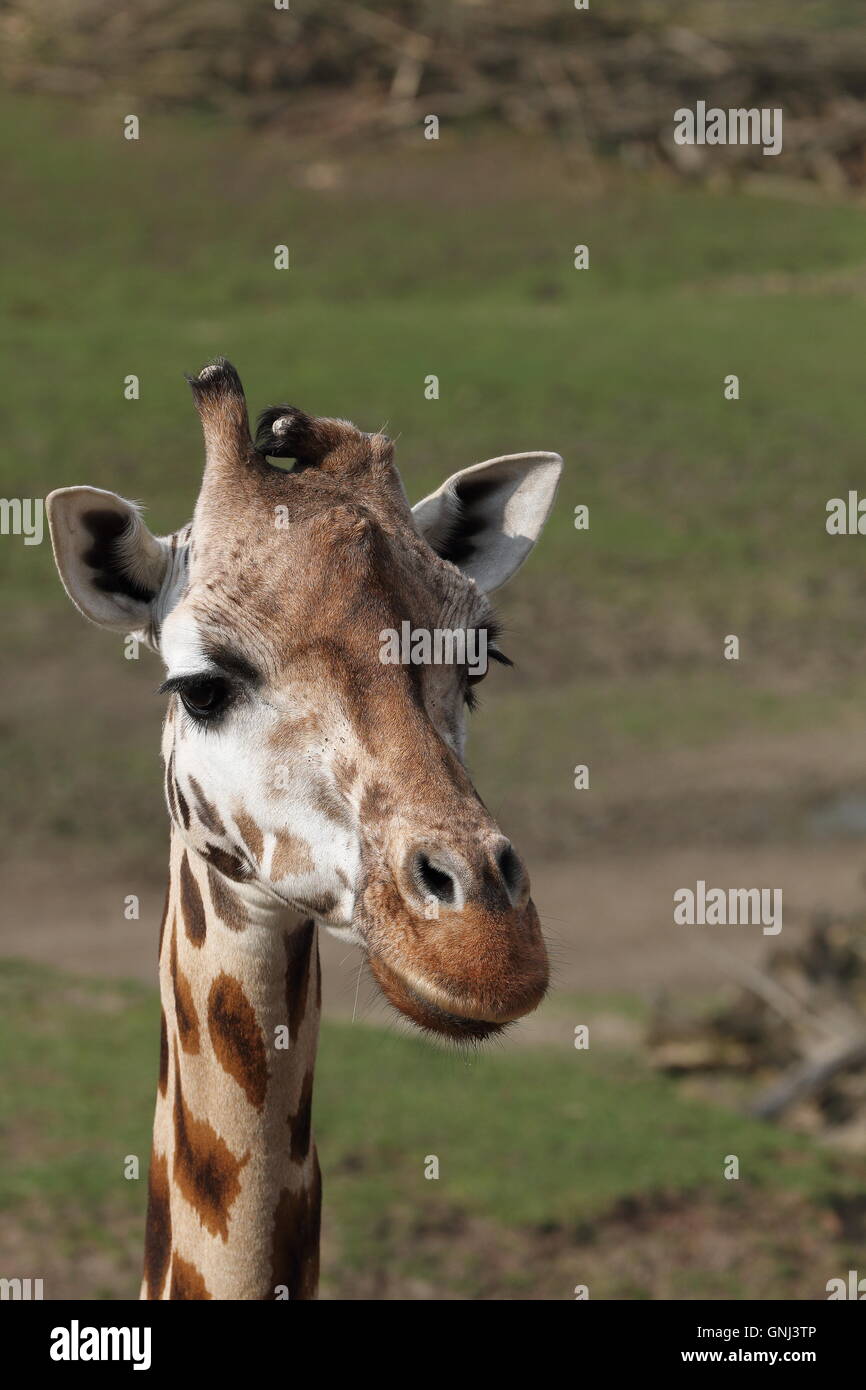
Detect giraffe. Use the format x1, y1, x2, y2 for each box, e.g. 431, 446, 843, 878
46, 358, 562, 1300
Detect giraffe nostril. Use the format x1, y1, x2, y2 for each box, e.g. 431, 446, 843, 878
413, 852, 458, 907
495, 841, 528, 904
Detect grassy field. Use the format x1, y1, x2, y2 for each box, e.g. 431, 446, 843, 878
5, 95, 866, 864
4, 81, 866, 1301
1, 958, 861, 1301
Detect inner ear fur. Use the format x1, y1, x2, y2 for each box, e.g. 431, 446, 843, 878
46, 486, 168, 631
412, 451, 563, 593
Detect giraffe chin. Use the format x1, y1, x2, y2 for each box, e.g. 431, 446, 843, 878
366, 955, 512, 1043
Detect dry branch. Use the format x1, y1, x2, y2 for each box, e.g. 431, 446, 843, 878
649, 914, 866, 1142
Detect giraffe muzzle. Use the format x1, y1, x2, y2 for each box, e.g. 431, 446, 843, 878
358, 868, 549, 1042
366, 941, 549, 1042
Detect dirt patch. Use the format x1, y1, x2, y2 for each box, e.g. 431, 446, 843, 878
1, 1187, 851, 1301
321, 1187, 856, 1300
0, 1202, 143, 1302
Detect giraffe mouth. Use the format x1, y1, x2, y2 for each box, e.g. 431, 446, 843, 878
405, 991, 508, 1042
366, 954, 510, 1043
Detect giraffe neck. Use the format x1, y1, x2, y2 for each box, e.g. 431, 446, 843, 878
142, 829, 322, 1300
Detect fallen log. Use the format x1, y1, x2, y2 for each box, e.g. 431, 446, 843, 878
749, 1035, 866, 1121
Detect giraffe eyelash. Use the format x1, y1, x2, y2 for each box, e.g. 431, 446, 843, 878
158, 673, 237, 725
464, 644, 512, 711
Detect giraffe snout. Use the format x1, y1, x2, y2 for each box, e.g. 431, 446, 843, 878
359, 833, 548, 1042
400, 836, 530, 917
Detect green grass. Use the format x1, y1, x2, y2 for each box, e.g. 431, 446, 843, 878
0, 964, 155, 1212
317, 1018, 838, 1237
0, 958, 860, 1298
5, 93, 866, 605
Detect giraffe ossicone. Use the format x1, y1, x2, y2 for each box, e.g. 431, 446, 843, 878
46, 357, 563, 1300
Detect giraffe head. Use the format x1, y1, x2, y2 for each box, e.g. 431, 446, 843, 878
47, 359, 561, 1041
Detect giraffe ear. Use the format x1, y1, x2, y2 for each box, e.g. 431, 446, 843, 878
46, 486, 169, 632
412, 451, 562, 593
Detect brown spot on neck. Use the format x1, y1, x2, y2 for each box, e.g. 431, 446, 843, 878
169, 1253, 212, 1300
158, 1008, 169, 1095
157, 881, 171, 961
207, 972, 268, 1110
172, 1056, 248, 1242
143, 1149, 171, 1299
270, 1154, 321, 1300
170, 920, 201, 1054
179, 851, 206, 946
283, 920, 316, 1045
289, 1067, 315, 1163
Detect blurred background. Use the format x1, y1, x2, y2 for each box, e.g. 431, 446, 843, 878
2, 0, 866, 1299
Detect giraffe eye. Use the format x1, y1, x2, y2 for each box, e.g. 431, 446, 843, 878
464, 645, 510, 710
178, 675, 232, 721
